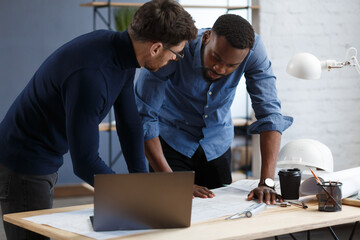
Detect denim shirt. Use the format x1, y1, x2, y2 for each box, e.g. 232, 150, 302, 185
135, 29, 293, 161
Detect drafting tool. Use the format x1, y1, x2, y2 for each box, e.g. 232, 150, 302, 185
287, 200, 308, 209
226, 203, 266, 220
275, 202, 290, 207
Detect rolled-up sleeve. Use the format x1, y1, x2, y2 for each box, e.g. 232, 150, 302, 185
245, 35, 293, 134
248, 114, 293, 134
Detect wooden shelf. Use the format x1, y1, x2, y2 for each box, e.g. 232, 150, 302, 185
99, 122, 116, 131
54, 183, 94, 198
80, 2, 260, 10
80, 2, 141, 7
232, 117, 253, 127
99, 118, 251, 132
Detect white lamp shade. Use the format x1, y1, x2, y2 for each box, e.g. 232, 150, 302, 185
286, 53, 322, 80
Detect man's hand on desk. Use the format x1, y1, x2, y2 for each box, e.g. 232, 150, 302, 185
193, 184, 215, 198
247, 186, 283, 205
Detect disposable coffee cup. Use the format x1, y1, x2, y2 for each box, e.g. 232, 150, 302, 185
318, 181, 342, 212
278, 168, 301, 200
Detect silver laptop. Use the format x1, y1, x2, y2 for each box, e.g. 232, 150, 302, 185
92, 172, 194, 231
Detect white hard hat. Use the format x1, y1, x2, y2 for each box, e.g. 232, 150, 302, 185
277, 139, 333, 172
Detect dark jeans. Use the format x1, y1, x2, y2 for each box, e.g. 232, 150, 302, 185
151, 137, 232, 189
0, 164, 58, 240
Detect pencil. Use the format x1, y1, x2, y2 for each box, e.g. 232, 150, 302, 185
309, 168, 341, 209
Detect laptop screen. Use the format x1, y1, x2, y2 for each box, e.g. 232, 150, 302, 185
92, 172, 194, 231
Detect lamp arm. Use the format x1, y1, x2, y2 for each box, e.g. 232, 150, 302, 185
320, 60, 343, 70
351, 55, 360, 75
321, 55, 360, 76
346, 47, 360, 76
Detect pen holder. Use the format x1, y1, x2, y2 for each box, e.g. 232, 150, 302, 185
317, 181, 342, 212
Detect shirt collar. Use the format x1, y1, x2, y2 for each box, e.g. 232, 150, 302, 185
191, 29, 209, 70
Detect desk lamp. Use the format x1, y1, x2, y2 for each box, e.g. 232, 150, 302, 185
286, 47, 360, 80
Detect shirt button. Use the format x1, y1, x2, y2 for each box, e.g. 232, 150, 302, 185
204, 115, 208, 118
208, 91, 212, 95
205, 105, 209, 108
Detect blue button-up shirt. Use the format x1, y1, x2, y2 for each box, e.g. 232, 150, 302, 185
135, 29, 293, 161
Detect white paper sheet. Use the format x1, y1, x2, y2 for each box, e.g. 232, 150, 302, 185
24, 208, 152, 240
299, 167, 360, 198
24, 183, 256, 239
228, 179, 258, 192
191, 186, 254, 223
230, 178, 281, 193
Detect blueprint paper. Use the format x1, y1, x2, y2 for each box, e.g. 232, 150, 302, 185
24, 183, 255, 239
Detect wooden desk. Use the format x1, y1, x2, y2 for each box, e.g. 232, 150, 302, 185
4, 200, 360, 240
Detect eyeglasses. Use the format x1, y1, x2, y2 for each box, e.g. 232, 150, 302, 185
163, 45, 184, 61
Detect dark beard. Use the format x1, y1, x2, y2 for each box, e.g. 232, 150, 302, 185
201, 68, 225, 83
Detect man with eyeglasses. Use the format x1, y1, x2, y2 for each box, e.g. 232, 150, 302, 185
135, 14, 293, 204
163, 45, 185, 61
0, 1, 197, 239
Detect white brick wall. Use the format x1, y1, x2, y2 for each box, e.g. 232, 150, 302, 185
259, 0, 360, 170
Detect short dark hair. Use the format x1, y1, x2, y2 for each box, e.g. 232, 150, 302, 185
212, 14, 254, 50
128, 0, 197, 46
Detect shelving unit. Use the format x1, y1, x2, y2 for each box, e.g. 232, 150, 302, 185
80, 1, 259, 30
84, 1, 256, 173
81, 1, 259, 9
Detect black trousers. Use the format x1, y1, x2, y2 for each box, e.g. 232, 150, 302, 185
151, 137, 232, 189
0, 164, 58, 240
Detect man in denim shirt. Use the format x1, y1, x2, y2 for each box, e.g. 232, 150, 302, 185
0, 1, 197, 239
135, 14, 293, 204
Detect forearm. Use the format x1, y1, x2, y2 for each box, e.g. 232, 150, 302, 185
144, 137, 172, 172
247, 130, 282, 204
259, 131, 281, 182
